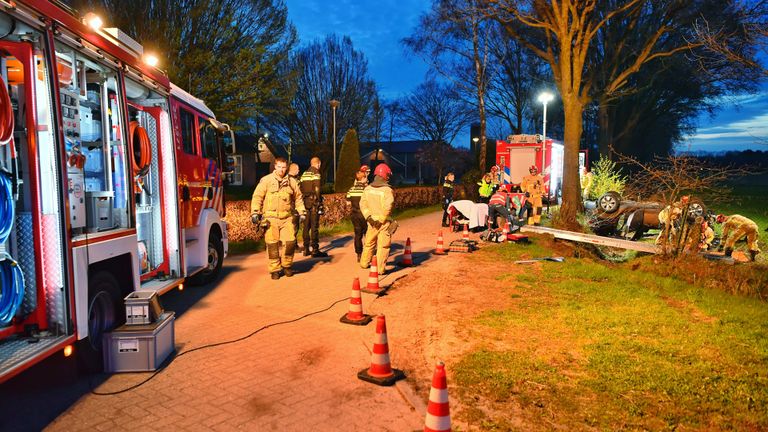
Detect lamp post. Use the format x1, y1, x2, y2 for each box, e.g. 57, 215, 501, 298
330, 99, 340, 183
538, 91, 555, 210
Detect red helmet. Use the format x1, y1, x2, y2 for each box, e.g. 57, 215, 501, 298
716, 214, 726, 223
374, 163, 392, 179
359, 165, 370, 173
491, 165, 499, 173
529, 165, 538, 174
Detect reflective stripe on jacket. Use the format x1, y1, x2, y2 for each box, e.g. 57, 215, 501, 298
251, 173, 305, 219
360, 183, 394, 222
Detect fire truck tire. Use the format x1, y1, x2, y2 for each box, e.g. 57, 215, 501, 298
79, 272, 123, 372
188, 231, 223, 286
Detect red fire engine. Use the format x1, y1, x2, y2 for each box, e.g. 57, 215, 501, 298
494, 134, 586, 201
0, 1, 233, 382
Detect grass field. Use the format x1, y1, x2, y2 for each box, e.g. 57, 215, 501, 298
454, 240, 768, 430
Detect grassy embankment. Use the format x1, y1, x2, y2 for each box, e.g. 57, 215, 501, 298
454, 240, 768, 430
452, 183, 768, 430
228, 204, 442, 255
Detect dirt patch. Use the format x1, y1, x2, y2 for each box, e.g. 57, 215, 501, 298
661, 296, 718, 324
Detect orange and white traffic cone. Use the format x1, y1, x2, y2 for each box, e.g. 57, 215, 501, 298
399, 237, 413, 267
358, 315, 405, 386
462, 224, 469, 241
424, 361, 451, 432
340, 277, 372, 326
362, 256, 382, 294
434, 231, 447, 255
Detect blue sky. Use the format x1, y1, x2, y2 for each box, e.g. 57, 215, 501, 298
284, 0, 767, 153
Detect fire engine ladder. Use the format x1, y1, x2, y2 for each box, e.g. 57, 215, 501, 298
520, 225, 661, 254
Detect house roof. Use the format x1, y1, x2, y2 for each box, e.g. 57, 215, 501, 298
360, 140, 434, 154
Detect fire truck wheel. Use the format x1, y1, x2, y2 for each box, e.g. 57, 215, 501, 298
79, 272, 123, 372
188, 231, 223, 286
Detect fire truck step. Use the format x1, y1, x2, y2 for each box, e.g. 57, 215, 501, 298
0, 334, 70, 372
137, 277, 184, 296
186, 266, 207, 278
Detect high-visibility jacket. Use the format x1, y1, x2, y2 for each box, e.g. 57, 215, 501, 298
346, 180, 367, 215
488, 191, 510, 208
521, 174, 544, 198
299, 166, 322, 208
360, 178, 394, 222
251, 173, 305, 219
478, 179, 493, 198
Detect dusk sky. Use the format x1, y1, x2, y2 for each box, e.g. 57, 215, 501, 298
284, 0, 767, 153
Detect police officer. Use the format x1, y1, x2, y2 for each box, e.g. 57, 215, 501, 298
251, 157, 306, 280
300, 156, 327, 257
441, 172, 455, 227
520, 165, 544, 225
360, 164, 394, 274
717, 214, 761, 261
346, 166, 370, 262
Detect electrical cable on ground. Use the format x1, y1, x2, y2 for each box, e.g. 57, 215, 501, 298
90, 296, 350, 396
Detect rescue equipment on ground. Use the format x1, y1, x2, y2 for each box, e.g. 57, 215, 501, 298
514, 256, 565, 264
357, 315, 405, 386
339, 277, 372, 326
449, 239, 478, 253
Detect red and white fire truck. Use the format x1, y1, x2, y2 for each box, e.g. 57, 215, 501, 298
0, 1, 233, 382
494, 134, 586, 201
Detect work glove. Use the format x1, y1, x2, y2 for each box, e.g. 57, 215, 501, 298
366, 216, 381, 229
251, 213, 262, 225
300, 213, 306, 222
317, 205, 325, 216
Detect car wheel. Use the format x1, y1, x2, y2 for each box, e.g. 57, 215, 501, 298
597, 191, 622, 214
687, 198, 707, 219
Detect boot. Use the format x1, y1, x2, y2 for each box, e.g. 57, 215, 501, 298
724, 247, 733, 257
303, 245, 310, 256
271, 272, 281, 280
312, 248, 328, 258
283, 267, 295, 277
356, 253, 362, 263
749, 250, 758, 262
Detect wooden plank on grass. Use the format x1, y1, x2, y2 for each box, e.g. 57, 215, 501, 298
520, 225, 661, 254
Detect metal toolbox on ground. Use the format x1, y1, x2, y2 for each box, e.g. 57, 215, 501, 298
124, 291, 164, 325
449, 239, 478, 253
103, 312, 175, 373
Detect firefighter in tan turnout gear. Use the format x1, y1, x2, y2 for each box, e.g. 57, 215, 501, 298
251, 157, 306, 279
520, 165, 544, 225
359, 164, 395, 274
717, 214, 761, 262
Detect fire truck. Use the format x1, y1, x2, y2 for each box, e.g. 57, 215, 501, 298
494, 134, 586, 201
0, 1, 233, 382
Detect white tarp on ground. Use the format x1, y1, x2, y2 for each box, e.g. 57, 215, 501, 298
448, 200, 489, 229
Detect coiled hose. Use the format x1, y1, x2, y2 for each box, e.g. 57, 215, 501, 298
0, 172, 21, 326
129, 121, 151, 174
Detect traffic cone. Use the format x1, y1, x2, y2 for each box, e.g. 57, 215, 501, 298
424, 361, 451, 432
357, 315, 405, 386
362, 256, 382, 294
434, 231, 447, 255
399, 237, 413, 267
340, 277, 372, 326
462, 224, 469, 241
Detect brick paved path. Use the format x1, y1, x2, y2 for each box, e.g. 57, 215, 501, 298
42, 211, 463, 431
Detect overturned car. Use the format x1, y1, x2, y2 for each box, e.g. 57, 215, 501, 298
588, 192, 708, 240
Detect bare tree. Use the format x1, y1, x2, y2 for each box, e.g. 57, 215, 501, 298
401, 80, 473, 181
404, 0, 492, 172
489, 0, 712, 228
72, 0, 297, 127
269, 35, 378, 175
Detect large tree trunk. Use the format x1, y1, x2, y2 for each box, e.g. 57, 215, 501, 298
559, 98, 585, 228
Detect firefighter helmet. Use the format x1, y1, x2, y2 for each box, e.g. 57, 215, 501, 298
374, 163, 392, 179
359, 165, 370, 173
529, 165, 538, 174
491, 165, 499, 173
716, 214, 726, 224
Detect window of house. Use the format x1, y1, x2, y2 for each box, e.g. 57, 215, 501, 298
230, 155, 242, 185
179, 108, 196, 155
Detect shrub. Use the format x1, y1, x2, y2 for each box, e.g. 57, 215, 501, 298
588, 156, 627, 200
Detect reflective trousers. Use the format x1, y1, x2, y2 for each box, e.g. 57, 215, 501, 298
360, 220, 391, 272
265, 217, 297, 274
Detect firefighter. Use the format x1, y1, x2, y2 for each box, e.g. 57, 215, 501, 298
520, 165, 544, 225
300, 156, 327, 257
360, 163, 395, 274
580, 166, 593, 200
717, 214, 761, 261
655, 202, 682, 246
251, 157, 306, 280
346, 166, 370, 262
288, 162, 301, 237
487, 188, 514, 229
477, 173, 493, 203
441, 172, 455, 227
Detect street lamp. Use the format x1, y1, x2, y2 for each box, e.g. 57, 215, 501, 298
537, 91, 554, 143
329, 99, 340, 183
